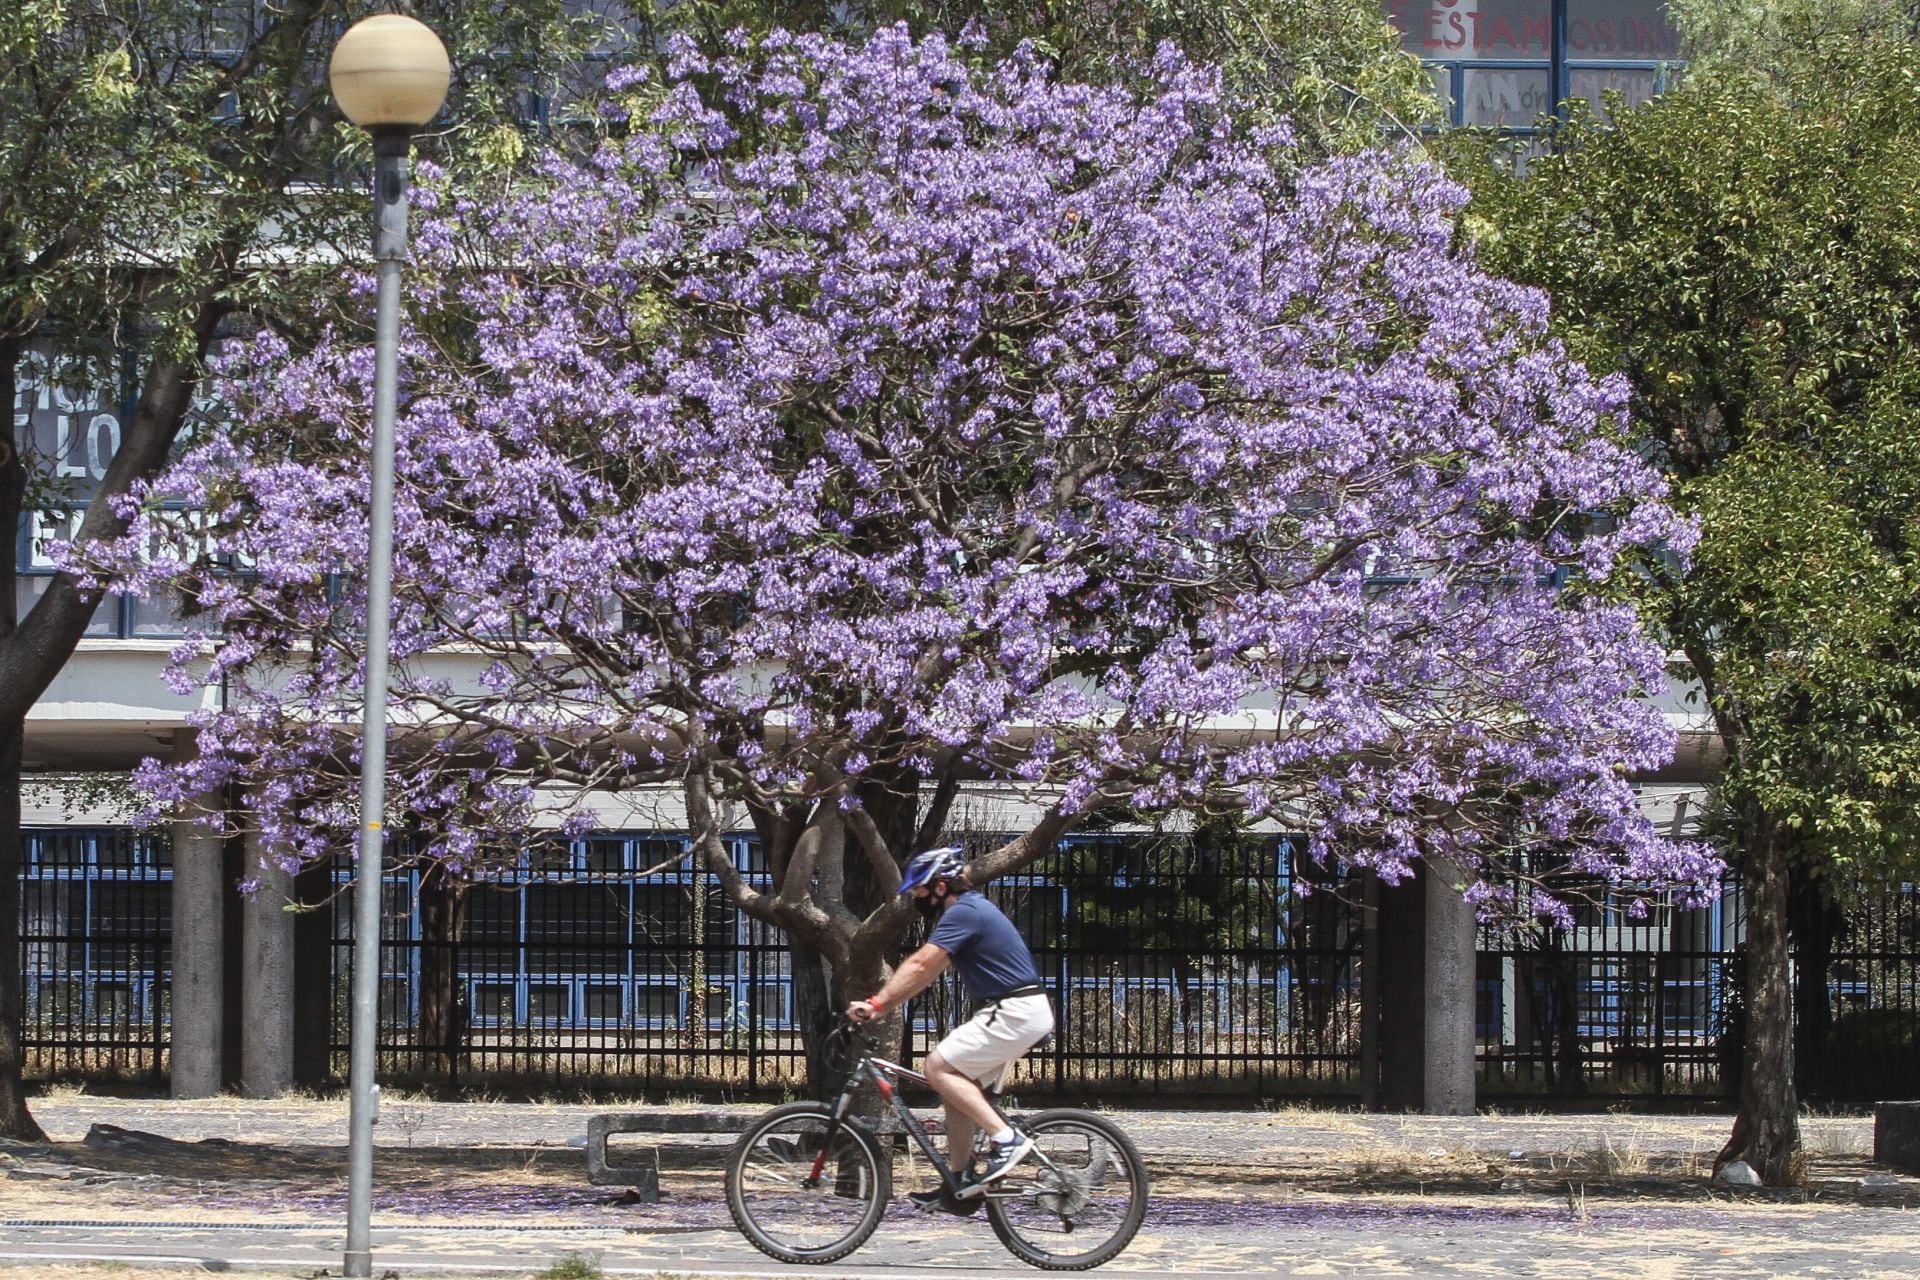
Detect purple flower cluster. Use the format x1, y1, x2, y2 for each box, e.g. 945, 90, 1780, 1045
83, 27, 1717, 910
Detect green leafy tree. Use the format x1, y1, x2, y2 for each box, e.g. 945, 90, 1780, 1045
0, 0, 609, 1143
1448, 12, 1920, 1182
1664, 0, 1920, 88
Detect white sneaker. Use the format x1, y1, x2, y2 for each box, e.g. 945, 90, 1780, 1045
957, 1134, 1034, 1196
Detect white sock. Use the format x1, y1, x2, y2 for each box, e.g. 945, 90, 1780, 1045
990, 1128, 1016, 1145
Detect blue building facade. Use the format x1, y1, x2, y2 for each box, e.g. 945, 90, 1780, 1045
1386, 0, 1683, 129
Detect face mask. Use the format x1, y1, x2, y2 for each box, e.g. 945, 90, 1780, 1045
914, 888, 943, 921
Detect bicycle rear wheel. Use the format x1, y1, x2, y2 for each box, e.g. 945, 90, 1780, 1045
984, 1109, 1150, 1271
725, 1101, 891, 1264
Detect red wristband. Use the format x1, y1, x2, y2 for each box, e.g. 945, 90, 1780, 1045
868, 993, 887, 1013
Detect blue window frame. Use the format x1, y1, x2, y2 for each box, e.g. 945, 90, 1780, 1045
16, 505, 200, 639
19, 828, 172, 1033
1385, 1, 1683, 133
367, 831, 788, 1033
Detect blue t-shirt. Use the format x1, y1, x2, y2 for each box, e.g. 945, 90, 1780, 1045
928, 891, 1042, 1001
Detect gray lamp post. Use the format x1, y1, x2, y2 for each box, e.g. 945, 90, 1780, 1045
327, 15, 450, 1279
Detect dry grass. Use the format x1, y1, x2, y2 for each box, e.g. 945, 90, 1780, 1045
1802, 1113, 1873, 1159
1254, 1100, 1375, 1132
1350, 1140, 1411, 1178
1674, 1133, 1712, 1178
30, 1079, 94, 1103
1512, 1121, 1715, 1181
1586, 1127, 1651, 1177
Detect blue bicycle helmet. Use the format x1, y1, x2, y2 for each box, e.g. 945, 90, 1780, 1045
899, 846, 968, 894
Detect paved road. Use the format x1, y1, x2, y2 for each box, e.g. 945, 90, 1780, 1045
7, 1190, 1920, 1278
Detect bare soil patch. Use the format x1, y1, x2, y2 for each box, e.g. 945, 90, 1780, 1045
3, 1096, 1907, 1230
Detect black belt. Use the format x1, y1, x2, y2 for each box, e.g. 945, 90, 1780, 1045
981, 983, 1046, 1003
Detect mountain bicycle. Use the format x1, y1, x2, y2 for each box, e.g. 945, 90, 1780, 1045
723, 1021, 1150, 1271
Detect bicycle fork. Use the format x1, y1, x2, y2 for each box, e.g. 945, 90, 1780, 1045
801, 1074, 866, 1190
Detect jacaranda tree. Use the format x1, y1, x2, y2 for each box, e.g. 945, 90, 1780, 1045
82, 27, 1715, 1085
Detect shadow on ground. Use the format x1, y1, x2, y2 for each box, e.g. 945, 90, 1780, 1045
3, 1121, 1913, 1226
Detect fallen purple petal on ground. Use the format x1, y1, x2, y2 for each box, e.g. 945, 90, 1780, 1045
183, 1183, 1769, 1240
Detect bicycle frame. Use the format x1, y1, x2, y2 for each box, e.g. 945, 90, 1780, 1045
728, 1026, 1148, 1270
806, 1038, 1052, 1197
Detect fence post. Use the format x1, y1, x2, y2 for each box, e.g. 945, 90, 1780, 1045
1360, 870, 1380, 1111
747, 929, 759, 1091
448, 921, 461, 1089
1054, 850, 1069, 1097
1054, 977, 1067, 1097
1653, 951, 1666, 1100
151, 936, 165, 1084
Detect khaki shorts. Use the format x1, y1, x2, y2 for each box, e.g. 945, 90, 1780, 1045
934, 993, 1055, 1093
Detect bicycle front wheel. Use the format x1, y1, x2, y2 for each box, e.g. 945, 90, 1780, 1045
725, 1101, 891, 1264
984, 1109, 1150, 1271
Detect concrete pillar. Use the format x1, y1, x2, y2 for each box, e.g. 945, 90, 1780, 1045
169, 736, 225, 1099
239, 828, 296, 1097
1423, 861, 1479, 1115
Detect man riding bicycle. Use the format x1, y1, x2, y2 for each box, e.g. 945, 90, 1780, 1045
847, 846, 1055, 1214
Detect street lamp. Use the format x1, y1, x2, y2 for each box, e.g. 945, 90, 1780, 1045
328, 15, 449, 1280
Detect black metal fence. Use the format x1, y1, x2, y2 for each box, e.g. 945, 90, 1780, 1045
338, 832, 1327, 1097
1473, 900, 1736, 1099
18, 828, 171, 1080
19, 825, 1920, 1102
1821, 889, 1920, 1101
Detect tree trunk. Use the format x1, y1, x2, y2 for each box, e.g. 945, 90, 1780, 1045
847, 764, 914, 922
790, 937, 848, 1102
0, 341, 41, 1140
0, 330, 220, 1137
1789, 864, 1841, 1103
1545, 931, 1586, 1098
786, 764, 917, 1099
724, 771, 1074, 1102
1717, 809, 1802, 1184
1288, 844, 1346, 1052
0, 715, 46, 1140
417, 863, 468, 1080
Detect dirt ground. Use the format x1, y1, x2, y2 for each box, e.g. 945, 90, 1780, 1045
1, 1093, 1904, 1222
3, 1094, 1915, 1279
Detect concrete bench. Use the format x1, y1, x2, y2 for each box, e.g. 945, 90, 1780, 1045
586, 1109, 927, 1202
1875, 1102, 1920, 1175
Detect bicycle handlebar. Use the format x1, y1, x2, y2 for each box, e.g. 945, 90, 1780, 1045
829, 1013, 879, 1059
835, 1016, 879, 1045
823, 1017, 880, 1072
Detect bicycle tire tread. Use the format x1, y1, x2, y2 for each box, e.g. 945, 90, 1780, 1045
723, 1101, 890, 1264
984, 1108, 1150, 1270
